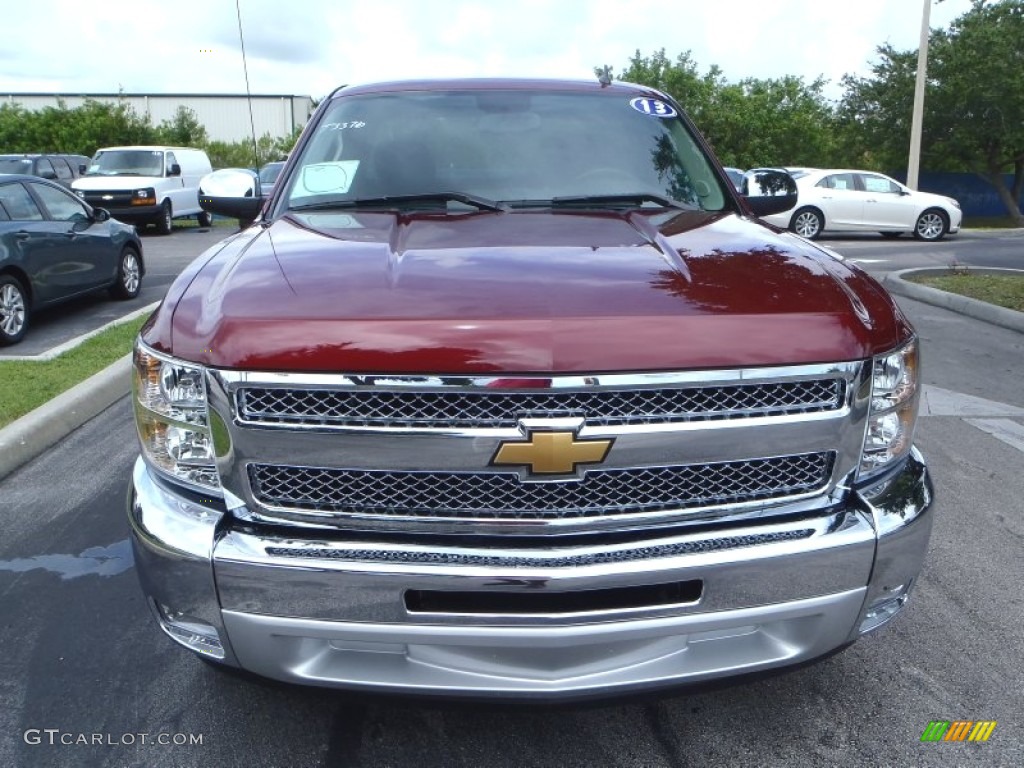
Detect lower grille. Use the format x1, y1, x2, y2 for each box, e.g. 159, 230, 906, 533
248, 452, 834, 522
265, 529, 816, 568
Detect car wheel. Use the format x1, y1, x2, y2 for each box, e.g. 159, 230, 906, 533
197, 210, 213, 228
156, 201, 173, 235
0, 275, 29, 346
880, 232, 902, 239
110, 247, 142, 300
790, 207, 824, 240
914, 209, 948, 241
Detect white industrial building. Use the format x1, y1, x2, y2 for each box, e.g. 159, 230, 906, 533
2, 93, 314, 142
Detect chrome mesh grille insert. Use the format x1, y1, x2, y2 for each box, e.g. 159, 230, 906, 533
236, 379, 845, 429
264, 529, 815, 567
248, 452, 834, 521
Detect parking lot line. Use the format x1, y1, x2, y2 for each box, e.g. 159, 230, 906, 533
964, 418, 1024, 454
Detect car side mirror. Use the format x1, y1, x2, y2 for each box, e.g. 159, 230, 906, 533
199, 168, 265, 221
39, 169, 58, 180
168, 163, 182, 177
91, 207, 111, 222
742, 170, 798, 217
78, 164, 87, 175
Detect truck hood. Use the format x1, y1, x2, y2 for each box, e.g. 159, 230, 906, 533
153, 209, 910, 373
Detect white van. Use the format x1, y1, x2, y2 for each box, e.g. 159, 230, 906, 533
72, 146, 214, 234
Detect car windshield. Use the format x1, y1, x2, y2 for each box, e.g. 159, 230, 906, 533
0, 158, 33, 174
86, 150, 164, 176
280, 89, 728, 212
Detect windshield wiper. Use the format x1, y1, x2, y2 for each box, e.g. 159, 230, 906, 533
290, 192, 509, 213
546, 193, 691, 210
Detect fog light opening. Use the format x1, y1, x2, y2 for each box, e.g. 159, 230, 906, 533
157, 604, 225, 659
859, 580, 914, 635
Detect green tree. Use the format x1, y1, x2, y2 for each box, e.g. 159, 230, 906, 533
204, 127, 301, 170
834, 44, 917, 172
156, 106, 208, 147
606, 49, 839, 170
0, 98, 155, 156
839, 0, 1024, 222
929, 0, 1024, 222
702, 76, 839, 169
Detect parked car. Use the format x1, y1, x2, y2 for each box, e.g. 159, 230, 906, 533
760, 168, 961, 241
66, 154, 91, 175
722, 166, 744, 192
0, 174, 143, 345
72, 146, 214, 234
0, 153, 86, 190
258, 161, 286, 197
130, 78, 932, 700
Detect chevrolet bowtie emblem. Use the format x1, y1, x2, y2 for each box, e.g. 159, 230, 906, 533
491, 430, 614, 476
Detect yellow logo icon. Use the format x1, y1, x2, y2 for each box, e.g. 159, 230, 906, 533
491, 430, 613, 476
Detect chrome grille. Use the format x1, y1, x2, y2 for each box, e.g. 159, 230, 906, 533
236, 379, 845, 429
248, 452, 835, 521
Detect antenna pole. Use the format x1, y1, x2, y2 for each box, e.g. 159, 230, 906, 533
236, 0, 260, 170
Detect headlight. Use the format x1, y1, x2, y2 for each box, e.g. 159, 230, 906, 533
131, 188, 155, 205
133, 341, 221, 493
859, 339, 920, 479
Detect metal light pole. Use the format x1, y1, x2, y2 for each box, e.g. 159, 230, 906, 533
907, 0, 932, 190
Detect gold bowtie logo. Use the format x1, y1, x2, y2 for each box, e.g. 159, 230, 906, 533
491, 430, 613, 476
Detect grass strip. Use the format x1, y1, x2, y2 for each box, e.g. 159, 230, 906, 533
0, 315, 147, 428
908, 274, 1024, 313
961, 216, 1024, 229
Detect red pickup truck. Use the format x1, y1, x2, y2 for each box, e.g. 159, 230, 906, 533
128, 78, 932, 700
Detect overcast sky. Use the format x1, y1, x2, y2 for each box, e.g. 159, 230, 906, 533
0, 0, 973, 101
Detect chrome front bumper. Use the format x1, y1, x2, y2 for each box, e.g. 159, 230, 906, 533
128, 450, 933, 699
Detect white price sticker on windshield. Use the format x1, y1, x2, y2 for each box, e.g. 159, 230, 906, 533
291, 161, 360, 198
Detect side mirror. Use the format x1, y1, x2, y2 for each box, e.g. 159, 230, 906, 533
39, 169, 58, 180
91, 207, 111, 222
199, 168, 265, 221
168, 163, 182, 177
742, 170, 798, 217
78, 164, 87, 175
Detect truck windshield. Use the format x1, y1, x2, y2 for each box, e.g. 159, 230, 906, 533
281, 89, 728, 213
86, 150, 164, 177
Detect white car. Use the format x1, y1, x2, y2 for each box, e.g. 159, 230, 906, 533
761, 168, 962, 241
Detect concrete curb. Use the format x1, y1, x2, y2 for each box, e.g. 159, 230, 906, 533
882, 268, 1024, 335
0, 354, 132, 482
